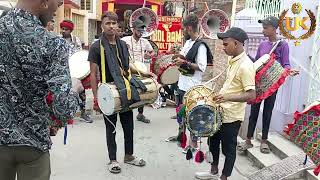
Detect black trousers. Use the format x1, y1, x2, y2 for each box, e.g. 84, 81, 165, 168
104, 110, 134, 161
247, 91, 277, 140
176, 89, 186, 136
208, 121, 241, 177
177, 88, 185, 106
138, 107, 144, 114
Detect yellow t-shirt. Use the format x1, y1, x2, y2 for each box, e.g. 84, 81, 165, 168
219, 52, 255, 123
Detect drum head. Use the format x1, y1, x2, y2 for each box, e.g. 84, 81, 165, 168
161, 66, 180, 85
69, 50, 90, 80
97, 83, 115, 115
254, 54, 270, 71
187, 105, 222, 137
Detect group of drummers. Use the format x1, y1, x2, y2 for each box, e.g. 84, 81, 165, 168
63, 9, 299, 180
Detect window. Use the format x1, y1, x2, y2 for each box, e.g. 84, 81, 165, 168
72, 13, 85, 42
81, 0, 92, 11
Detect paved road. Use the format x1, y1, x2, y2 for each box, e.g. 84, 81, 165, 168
50, 106, 256, 180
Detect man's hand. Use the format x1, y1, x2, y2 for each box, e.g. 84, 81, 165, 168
213, 94, 227, 104
289, 69, 299, 76
93, 98, 101, 113
174, 57, 187, 66
50, 126, 59, 136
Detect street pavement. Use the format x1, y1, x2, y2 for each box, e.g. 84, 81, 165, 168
50, 106, 256, 180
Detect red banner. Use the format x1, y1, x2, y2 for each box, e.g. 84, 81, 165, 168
151, 16, 182, 53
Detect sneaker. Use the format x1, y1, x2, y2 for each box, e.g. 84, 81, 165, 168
195, 172, 219, 180
80, 112, 93, 123
136, 114, 150, 123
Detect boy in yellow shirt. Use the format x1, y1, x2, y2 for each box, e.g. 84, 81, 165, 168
196, 27, 256, 180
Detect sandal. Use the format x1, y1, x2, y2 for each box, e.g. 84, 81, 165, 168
124, 156, 146, 167
260, 143, 270, 154
108, 161, 121, 174
237, 141, 253, 152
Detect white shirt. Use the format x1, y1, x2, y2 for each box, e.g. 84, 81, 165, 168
121, 36, 153, 63
178, 39, 207, 92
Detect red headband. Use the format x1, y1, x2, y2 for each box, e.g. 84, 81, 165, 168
60, 21, 74, 31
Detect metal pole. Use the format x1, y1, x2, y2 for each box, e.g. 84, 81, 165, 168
230, 0, 238, 26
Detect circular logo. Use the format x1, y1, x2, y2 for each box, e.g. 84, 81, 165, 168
291, 2, 302, 15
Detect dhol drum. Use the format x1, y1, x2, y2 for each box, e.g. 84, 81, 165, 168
183, 85, 223, 137
68, 50, 90, 80
151, 54, 180, 85
97, 78, 159, 115
248, 53, 290, 104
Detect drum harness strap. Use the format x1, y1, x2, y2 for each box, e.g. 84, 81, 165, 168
100, 41, 133, 100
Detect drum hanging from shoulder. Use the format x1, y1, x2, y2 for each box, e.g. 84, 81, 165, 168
150, 54, 180, 85
97, 78, 159, 115
183, 85, 223, 137
68, 50, 90, 80
248, 53, 290, 104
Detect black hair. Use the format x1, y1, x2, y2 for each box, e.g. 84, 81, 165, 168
101, 11, 118, 22
182, 14, 199, 32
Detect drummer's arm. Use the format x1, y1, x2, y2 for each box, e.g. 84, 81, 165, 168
129, 63, 154, 78
145, 40, 155, 57
174, 44, 207, 72
90, 62, 99, 98
223, 89, 256, 102
88, 43, 100, 100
